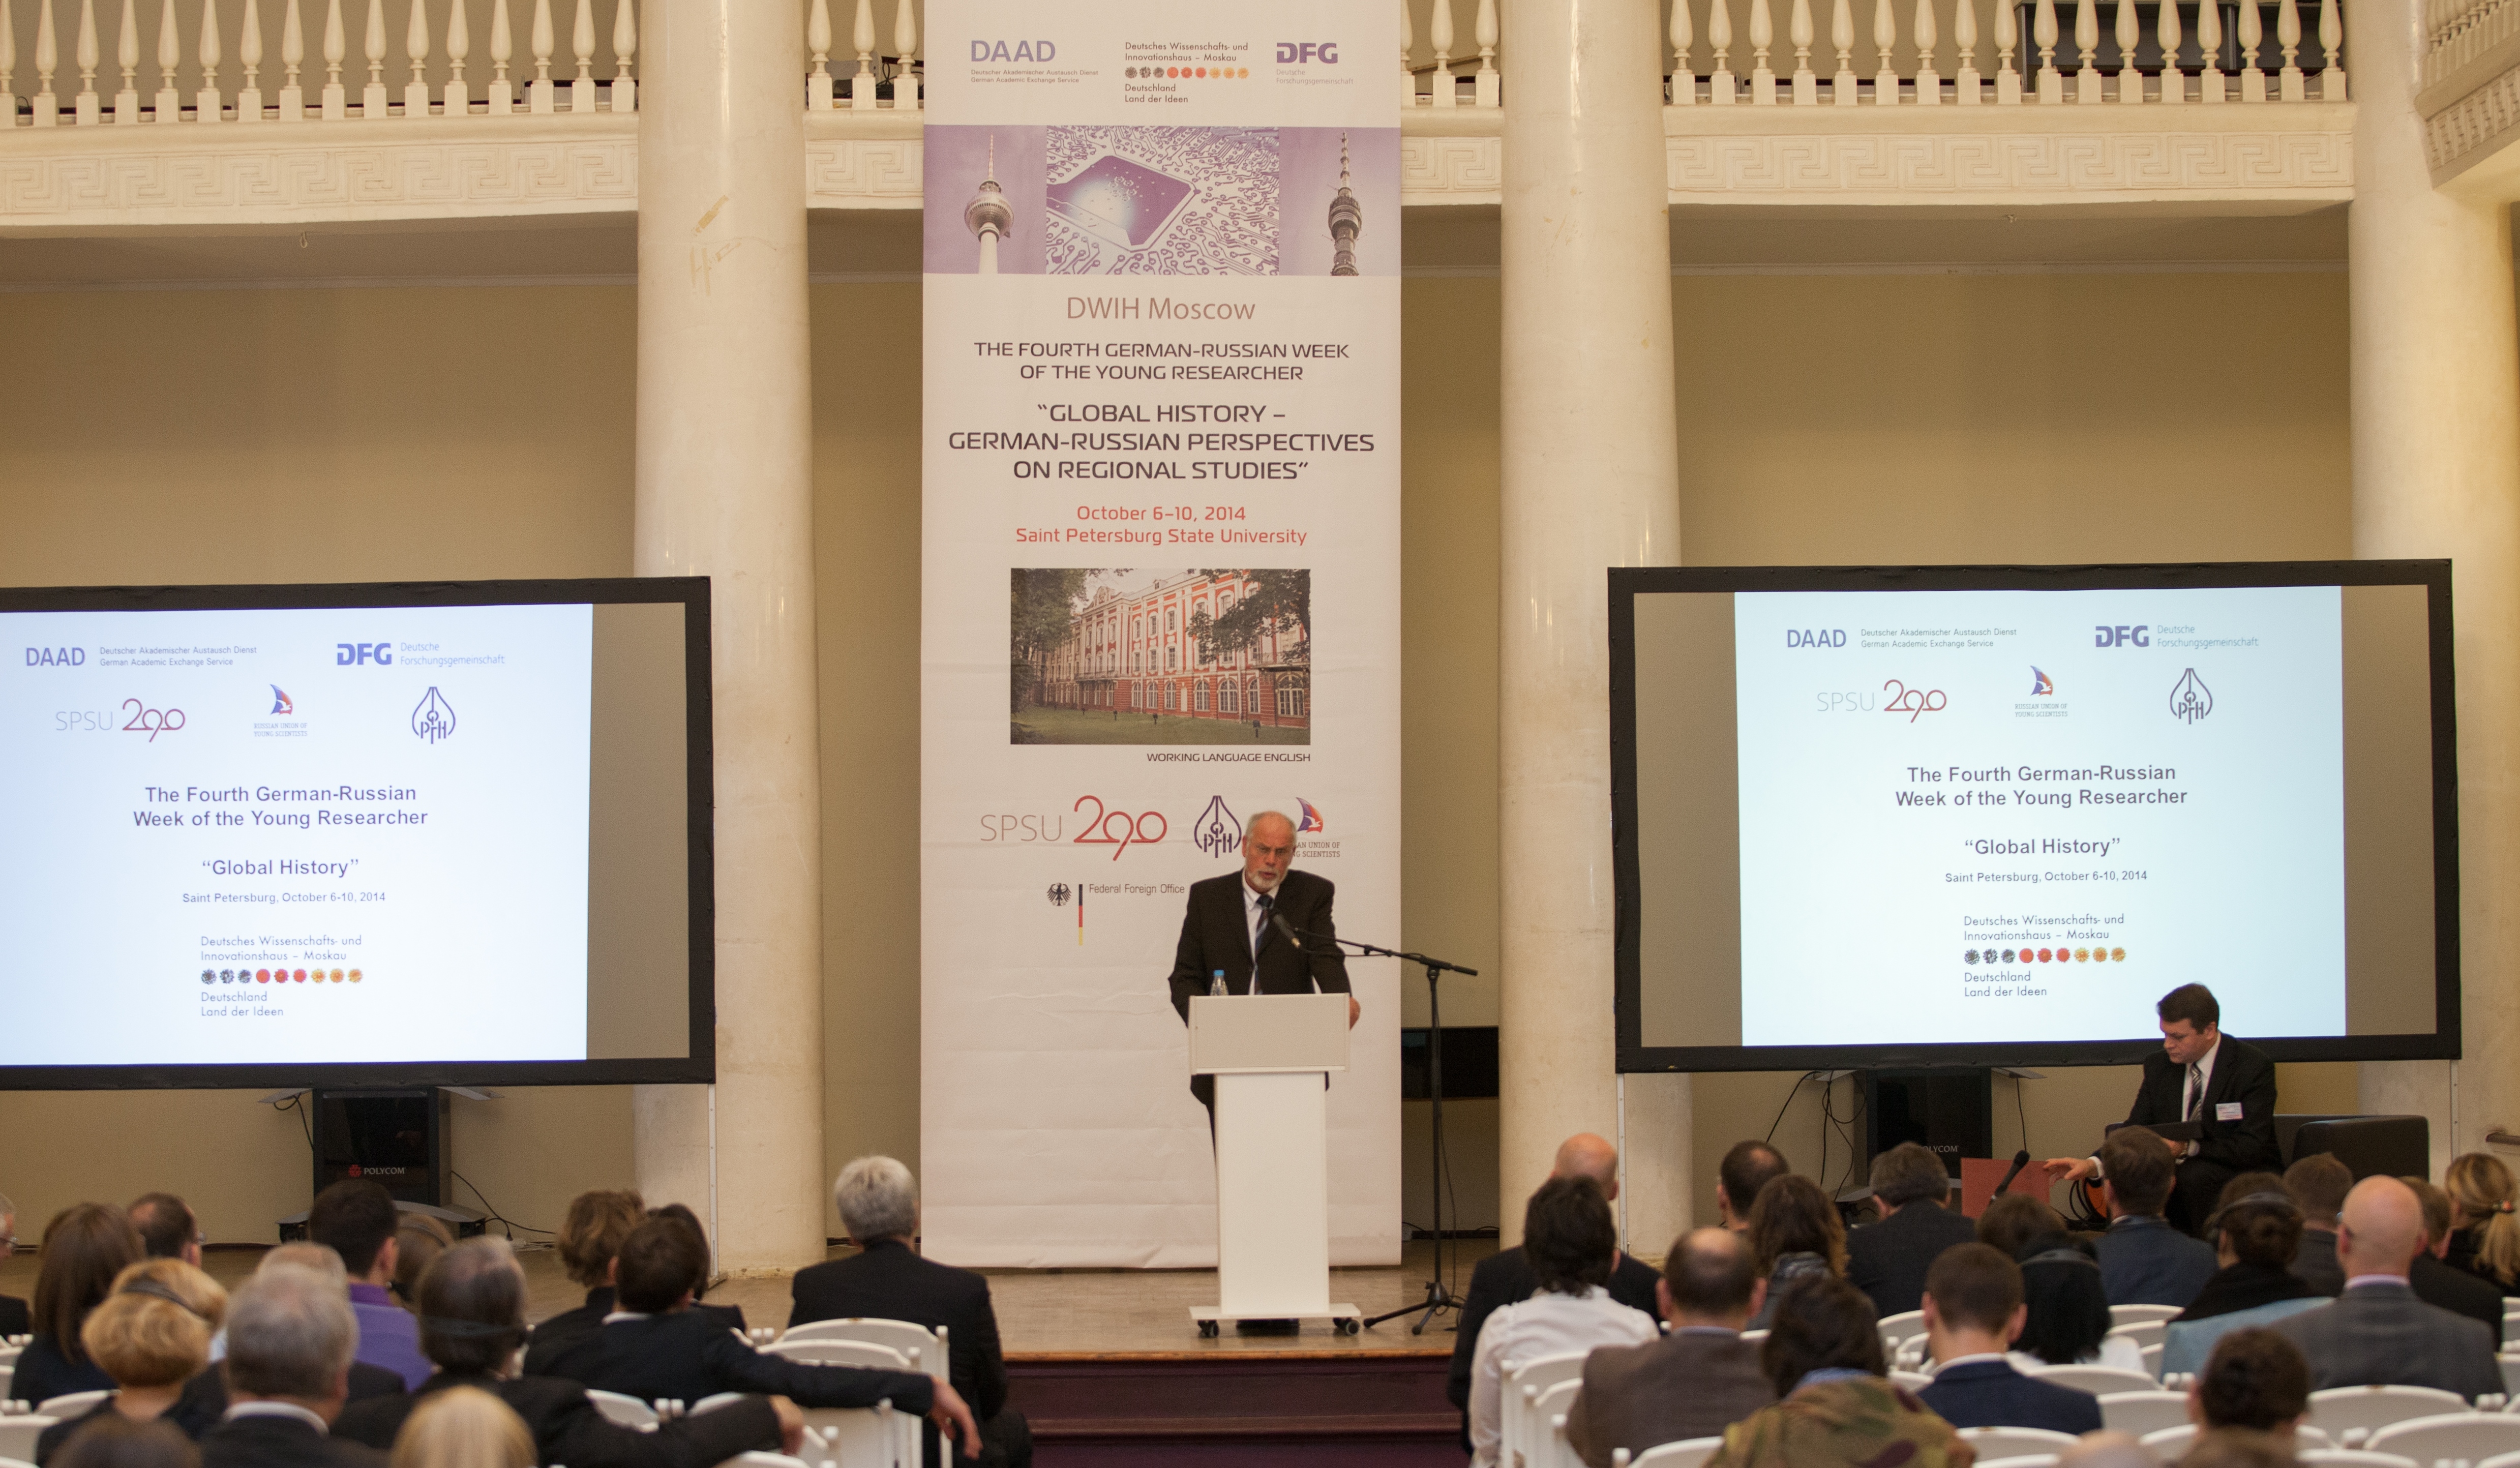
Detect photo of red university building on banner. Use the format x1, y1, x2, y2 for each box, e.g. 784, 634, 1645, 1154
1013, 567, 1311, 744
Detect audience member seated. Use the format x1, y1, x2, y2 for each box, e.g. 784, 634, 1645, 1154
126, 1197, 200, 1268
522, 1192, 646, 1376
335, 1238, 794, 1468
538, 1215, 977, 1454
168, 1248, 408, 1436
1717, 1141, 1792, 1238
35, 1260, 228, 1464
1846, 1144, 1978, 1321
2443, 1151, 2520, 1295
2187, 1327, 2312, 1452
2179, 1429, 2301, 1468
2282, 1154, 2351, 1296
198, 1264, 386, 1468
2400, 1175, 2505, 1331
2159, 1174, 2326, 1377
1982, 1194, 2151, 1373
2091, 1126, 2217, 1307
307, 1182, 430, 1391
1707, 1276, 1969, 1468
385, 1387, 532, 1468
1974, 1194, 2064, 1261
389, 1216, 455, 1312
642, 1206, 745, 1334
12, 1203, 144, 1404
52, 1415, 202, 1468
1914, 1243, 2103, 1435
2271, 1174, 2501, 1399
1, 1189, 31, 1339
1565, 1227, 1776, 1468
789, 1156, 1030, 1468
1466, 1176, 1656, 1468
1744, 1175, 1847, 1332
1447, 1135, 1662, 1438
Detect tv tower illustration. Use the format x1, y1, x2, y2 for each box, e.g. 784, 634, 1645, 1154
1327, 132, 1363, 277
966, 135, 1014, 275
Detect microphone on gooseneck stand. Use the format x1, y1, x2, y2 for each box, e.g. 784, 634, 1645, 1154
1272, 912, 1304, 951
1994, 1149, 2033, 1199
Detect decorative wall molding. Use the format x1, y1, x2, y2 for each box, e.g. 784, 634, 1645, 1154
2426, 69, 2520, 182
1400, 135, 1505, 205
805, 137, 923, 206
1665, 128, 2354, 203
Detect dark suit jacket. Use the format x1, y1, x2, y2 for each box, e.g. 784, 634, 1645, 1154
199, 1412, 386, 1468
1847, 1201, 1982, 1320
333, 1369, 780, 1468
522, 1289, 744, 1379
166, 1359, 408, 1438
2271, 1280, 2503, 1400
536, 1308, 936, 1416
0, 1295, 27, 1339
1166, 868, 1350, 1019
1565, 1328, 1775, 1468
1446, 1246, 1664, 1412
2094, 1215, 2219, 1307
2123, 1037, 2281, 1176
1917, 1359, 2106, 1435
2292, 1227, 2345, 1295
6, 1335, 114, 1404
2412, 1253, 2507, 1333
789, 1240, 1007, 1421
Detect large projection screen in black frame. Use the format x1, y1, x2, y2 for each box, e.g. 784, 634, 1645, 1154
1611, 561, 2458, 1074
0, 577, 715, 1090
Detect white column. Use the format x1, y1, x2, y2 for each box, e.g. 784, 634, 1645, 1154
1497, 0, 1689, 1244
632, 0, 828, 1275
2349, 0, 2520, 1178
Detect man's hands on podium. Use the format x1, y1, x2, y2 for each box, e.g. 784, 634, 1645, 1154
1348, 995, 1360, 1028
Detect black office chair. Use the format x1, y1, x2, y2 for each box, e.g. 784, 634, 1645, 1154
2276, 1113, 2432, 1180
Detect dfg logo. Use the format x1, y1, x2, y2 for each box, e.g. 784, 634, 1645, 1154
1785, 628, 1846, 648
2094, 624, 2150, 648
1276, 41, 1340, 62
337, 642, 395, 666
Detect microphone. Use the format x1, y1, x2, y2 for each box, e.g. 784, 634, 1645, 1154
1272, 912, 1304, 951
1994, 1148, 2033, 1199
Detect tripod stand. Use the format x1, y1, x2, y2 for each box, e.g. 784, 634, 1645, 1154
1298, 925, 1478, 1334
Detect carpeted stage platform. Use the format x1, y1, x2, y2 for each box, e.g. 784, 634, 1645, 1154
5, 1238, 1488, 1466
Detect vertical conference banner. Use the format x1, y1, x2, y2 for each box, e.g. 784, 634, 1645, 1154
920, 0, 1401, 1267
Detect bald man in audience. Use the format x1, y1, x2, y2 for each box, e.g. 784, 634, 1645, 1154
1447, 1135, 1663, 1448
1565, 1228, 1776, 1467
1716, 1142, 1791, 1236
2270, 1175, 2502, 1399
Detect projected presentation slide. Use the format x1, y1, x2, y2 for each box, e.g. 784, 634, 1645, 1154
0, 604, 596, 1066
1617, 565, 2452, 1068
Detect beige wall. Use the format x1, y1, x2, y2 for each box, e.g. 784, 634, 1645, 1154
0, 264, 2364, 1247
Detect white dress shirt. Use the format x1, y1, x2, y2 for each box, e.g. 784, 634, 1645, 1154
223, 1401, 331, 1432
1467, 1286, 1658, 1468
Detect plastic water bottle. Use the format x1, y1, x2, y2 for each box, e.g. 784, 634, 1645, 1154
1210, 968, 1226, 997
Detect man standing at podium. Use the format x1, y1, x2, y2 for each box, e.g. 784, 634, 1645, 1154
1167, 810, 1358, 1119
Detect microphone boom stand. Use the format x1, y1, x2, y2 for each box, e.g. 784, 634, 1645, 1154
1296, 924, 1478, 1335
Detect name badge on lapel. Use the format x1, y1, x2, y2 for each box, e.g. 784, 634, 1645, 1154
2216, 1102, 2243, 1122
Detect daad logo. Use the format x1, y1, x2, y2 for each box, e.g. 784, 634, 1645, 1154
2029, 667, 2054, 696
1192, 795, 1242, 858
1882, 679, 1946, 722
2169, 668, 2213, 724
1296, 797, 1326, 834
2094, 624, 2150, 648
1046, 883, 1072, 908
1276, 41, 1339, 62
970, 38, 1055, 61
270, 685, 294, 715
411, 686, 457, 743
25, 647, 84, 667
1785, 628, 1847, 648
337, 642, 394, 666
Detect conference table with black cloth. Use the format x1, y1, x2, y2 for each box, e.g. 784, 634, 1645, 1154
2119, 1036, 2280, 1235
1445, 1245, 1663, 1450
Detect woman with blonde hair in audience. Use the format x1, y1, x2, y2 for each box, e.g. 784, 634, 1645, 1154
1708, 1275, 1970, 1468
389, 1385, 535, 1468
2444, 1152, 2520, 1292
34, 1260, 228, 1464
1743, 1175, 1847, 1331
9, 1204, 145, 1405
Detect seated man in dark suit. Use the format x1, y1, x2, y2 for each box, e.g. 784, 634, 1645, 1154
2401, 1177, 2506, 1332
0, 1190, 28, 1339
2089, 1127, 2219, 1307
2282, 1155, 2351, 1295
524, 1195, 745, 1377
790, 1157, 1029, 1468
1916, 1243, 2105, 1435
2271, 1176, 2502, 1399
1847, 1143, 1980, 1321
198, 1263, 386, 1468
538, 1214, 979, 1453
1447, 1135, 1665, 1448
337, 1237, 795, 1466
1565, 1226, 1776, 1467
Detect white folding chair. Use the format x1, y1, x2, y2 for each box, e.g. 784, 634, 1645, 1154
2109, 1304, 2182, 1328
2138, 1342, 2164, 1380
0, 1420, 55, 1464
1972, 1458, 2062, 1468
2504, 1304, 2520, 1347
2105, 1319, 2165, 1350
0, 1342, 17, 1365
2025, 1364, 2156, 1395
1617, 1437, 1722, 1468
764, 1338, 915, 1371
731, 1456, 814, 1468
1737, 1330, 1768, 1349
2366, 1411, 2520, 1463
1877, 1310, 1929, 1353
2476, 1449, 2520, 1467
2097, 1389, 2193, 1436
689, 1393, 752, 1417
2499, 1353, 2520, 1398
3, 1456, 38, 1468
1533, 1395, 1584, 1468
584, 1389, 659, 1428
1887, 1370, 1934, 1392
0, 1367, 11, 1399
1508, 1359, 1588, 1468
2308, 1383, 2475, 1440
781, 1319, 951, 1385
34, 1393, 109, 1419
2295, 1452, 2417, 1467
1953, 1426, 2079, 1460
801, 1401, 917, 1468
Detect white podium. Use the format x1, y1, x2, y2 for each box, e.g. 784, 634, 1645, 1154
1187, 992, 1360, 1337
